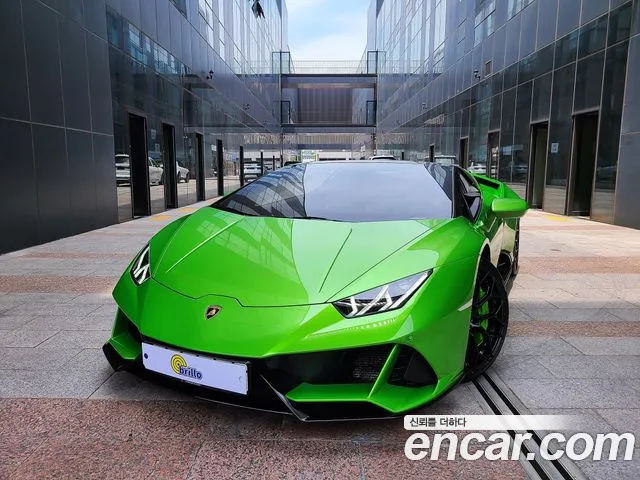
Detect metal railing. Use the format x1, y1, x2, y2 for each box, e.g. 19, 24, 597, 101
289, 60, 368, 74
273, 51, 380, 75
291, 60, 367, 75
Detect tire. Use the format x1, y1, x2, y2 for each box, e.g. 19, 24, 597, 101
462, 257, 509, 382
159, 173, 164, 185
184, 172, 190, 183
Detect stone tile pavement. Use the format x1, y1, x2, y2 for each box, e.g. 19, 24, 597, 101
0, 205, 638, 478
494, 211, 640, 479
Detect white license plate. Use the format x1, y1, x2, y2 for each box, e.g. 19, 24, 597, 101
141, 343, 248, 395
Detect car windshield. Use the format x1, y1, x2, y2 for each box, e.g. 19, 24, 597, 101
213, 162, 454, 222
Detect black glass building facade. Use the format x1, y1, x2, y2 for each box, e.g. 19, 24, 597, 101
0, 0, 287, 253
2, 0, 640, 255
372, 0, 640, 227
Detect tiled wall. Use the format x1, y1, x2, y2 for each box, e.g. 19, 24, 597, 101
0, 0, 287, 253
0, 0, 117, 254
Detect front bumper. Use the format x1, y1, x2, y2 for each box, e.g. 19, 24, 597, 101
104, 257, 475, 420
103, 320, 461, 421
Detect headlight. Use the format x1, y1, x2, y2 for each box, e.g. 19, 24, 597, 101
333, 270, 432, 318
130, 244, 150, 285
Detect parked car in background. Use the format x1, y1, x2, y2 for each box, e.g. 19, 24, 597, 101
176, 163, 190, 183
115, 155, 163, 185
433, 155, 457, 166
369, 155, 397, 160
115, 154, 131, 185
467, 163, 487, 174
595, 165, 616, 189
467, 163, 499, 178
158, 161, 189, 184
148, 158, 163, 184
243, 162, 261, 180
512, 164, 528, 182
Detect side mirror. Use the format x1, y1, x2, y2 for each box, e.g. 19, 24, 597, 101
491, 198, 528, 219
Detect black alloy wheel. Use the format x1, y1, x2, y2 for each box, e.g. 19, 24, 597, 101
463, 257, 509, 381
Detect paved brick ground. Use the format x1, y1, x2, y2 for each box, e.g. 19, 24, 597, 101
0, 205, 638, 479
494, 212, 640, 479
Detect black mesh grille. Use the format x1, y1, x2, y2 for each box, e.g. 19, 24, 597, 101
348, 346, 390, 382
265, 344, 392, 384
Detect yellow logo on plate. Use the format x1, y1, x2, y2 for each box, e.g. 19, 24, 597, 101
170, 354, 203, 380
171, 354, 187, 374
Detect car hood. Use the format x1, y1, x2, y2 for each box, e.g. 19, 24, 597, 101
152, 208, 451, 307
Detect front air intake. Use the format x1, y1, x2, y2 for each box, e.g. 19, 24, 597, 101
348, 346, 391, 382
389, 346, 437, 387
264, 344, 392, 384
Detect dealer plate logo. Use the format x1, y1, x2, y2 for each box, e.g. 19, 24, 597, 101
170, 354, 203, 380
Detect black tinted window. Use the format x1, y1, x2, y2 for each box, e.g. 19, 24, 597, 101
458, 169, 482, 220
213, 162, 453, 222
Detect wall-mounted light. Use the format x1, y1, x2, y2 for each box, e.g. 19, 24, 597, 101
205, 69, 214, 80
473, 69, 481, 80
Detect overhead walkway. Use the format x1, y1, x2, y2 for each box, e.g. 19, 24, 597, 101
276, 53, 379, 157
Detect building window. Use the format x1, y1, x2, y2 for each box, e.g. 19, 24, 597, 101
434, 0, 447, 50
507, 0, 534, 19
457, 19, 466, 44
106, 9, 122, 48
169, 0, 187, 17
124, 23, 145, 63
474, 0, 496, 46
433, 47, 444, 74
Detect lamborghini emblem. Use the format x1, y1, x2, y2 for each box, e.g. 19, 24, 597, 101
205, 306, 222, 320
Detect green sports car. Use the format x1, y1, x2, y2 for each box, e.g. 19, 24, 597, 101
103, 161, 527, 420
